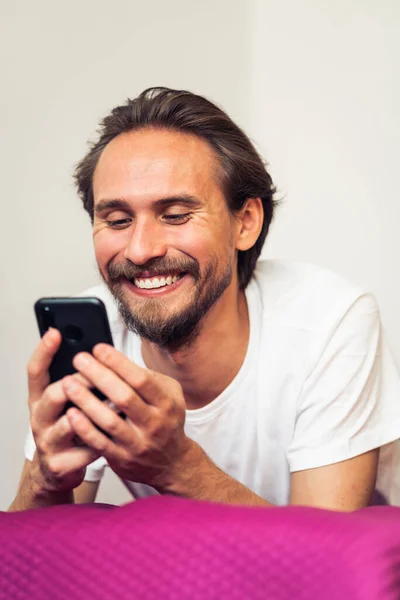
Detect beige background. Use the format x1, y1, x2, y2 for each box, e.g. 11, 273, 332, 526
1, 0, 399, 509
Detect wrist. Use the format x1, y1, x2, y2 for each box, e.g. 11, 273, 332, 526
156, 437, 209, 497
31, 477, 74, 507
30, 454, 74, 506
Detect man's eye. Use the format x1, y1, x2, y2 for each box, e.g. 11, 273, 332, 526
106, 219, 131, 228
163, 213, 192, 224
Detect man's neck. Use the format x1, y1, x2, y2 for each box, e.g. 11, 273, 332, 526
140, 288, 250, 410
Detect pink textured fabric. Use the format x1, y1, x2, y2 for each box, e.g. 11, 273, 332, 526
1, 496, 400, 600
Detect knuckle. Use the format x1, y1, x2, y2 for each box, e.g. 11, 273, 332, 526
169, 378, 183, 399
146, 417, 163, 439
58, 414, 72, 436
30, 415, 40, 438
106, 417, 120, 436
27, 361, 41, 380
36, 431, 51, 455
73, 373, 91, 388
173, 380, 183, 396
116, 394, 131, 411
45, 383, 64, 404
78, 424, 109, 454
138, 439, 153, 458
164, 397, 176, 415
46, 457, 63, 480
146, 368, 156, 380
160, 396, 177, 418
95, 437, 110, 454
97, 371, 112, 393
99, 345, 113, 361
39, 439, 50, 455
135, 371, 150, 389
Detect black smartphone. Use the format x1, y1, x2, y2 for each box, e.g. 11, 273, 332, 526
34, 297, 125, 433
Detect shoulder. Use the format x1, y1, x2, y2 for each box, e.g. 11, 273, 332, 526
253, 259, 366, 299
250, 259, 378, 333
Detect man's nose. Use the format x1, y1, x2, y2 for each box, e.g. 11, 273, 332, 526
123, 219, 168, 265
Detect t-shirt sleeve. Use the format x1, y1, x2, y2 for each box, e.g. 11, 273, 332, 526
23, 426, 107, 483
287, 293, 400, 472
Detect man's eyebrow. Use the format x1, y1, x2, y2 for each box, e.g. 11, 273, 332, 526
94, 199, 131, 215
154, 195, 202, 208
94, 195, 202, 215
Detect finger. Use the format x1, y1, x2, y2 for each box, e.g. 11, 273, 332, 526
71, 372, 92, 388
62, 377, 136, 445
72, 352, 151, 423
44, 413, 76, 450
92, 344, 173, 407
27, 328, 62, 402
34, 367, 93, 424
66, 407, 124, 459
33, 377, 71, 427
45, 446, 102, 476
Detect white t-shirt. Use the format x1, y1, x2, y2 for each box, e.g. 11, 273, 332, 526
25, 260, 400, 505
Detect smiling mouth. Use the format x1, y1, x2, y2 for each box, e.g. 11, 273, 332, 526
128, 272, 186, 290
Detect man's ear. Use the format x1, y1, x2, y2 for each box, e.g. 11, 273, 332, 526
235, 198, 264, 251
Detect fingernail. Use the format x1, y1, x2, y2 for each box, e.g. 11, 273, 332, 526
64, 378, 77, 392
67, 408, 80, 421
75, 353, 89, 368
44, 328, 56, 346
93, 344, 108, 360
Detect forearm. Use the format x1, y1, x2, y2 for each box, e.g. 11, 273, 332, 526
8, 458, 74, 512
161, 440, 274, 507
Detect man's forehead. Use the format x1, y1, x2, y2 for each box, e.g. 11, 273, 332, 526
93, 128, 219, 200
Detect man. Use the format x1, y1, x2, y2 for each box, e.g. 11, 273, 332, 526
9, 87, 400, 512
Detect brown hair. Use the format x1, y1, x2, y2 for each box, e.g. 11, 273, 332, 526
74, 87, 278, 289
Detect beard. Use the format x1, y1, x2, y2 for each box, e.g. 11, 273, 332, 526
100, 254, 233, 352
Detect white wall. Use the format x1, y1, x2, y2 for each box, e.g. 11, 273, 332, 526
1, 1, 399, 509
247, 0, 400, 362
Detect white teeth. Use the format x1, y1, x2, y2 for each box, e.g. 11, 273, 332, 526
133, 274, 181, 289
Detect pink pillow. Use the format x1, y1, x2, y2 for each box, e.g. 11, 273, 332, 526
1, 496, 399, 600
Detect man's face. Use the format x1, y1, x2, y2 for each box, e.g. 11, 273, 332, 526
92, 128, 239, 350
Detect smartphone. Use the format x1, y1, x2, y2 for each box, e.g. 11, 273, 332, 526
34, 297, 125, 433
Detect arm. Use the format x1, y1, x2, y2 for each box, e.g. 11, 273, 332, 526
163, 439, 273, 507
161, 439, 379, 511
73, 480, 100, 504
8, 458, 101, 511
290, 448, 379, 510
8, 457, 73, 512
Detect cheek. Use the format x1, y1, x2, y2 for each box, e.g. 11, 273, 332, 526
93, 230, 127, 268
178, 224, 234, 273
176, 226, 211, 262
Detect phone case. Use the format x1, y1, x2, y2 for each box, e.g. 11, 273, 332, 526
34, 297, 125, 431
35, 297, 114, 383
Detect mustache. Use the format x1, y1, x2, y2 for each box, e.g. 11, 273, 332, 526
107, 257, 200, 281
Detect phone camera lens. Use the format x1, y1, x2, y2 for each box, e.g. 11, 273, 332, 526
64, 324, 83, 343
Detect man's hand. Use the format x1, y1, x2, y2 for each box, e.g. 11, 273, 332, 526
62, 344, 191, 491
28, 328, 101, 497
